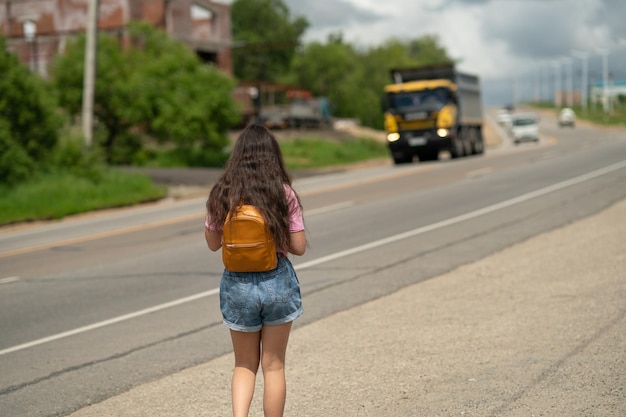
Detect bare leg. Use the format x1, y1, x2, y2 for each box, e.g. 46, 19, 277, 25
261, 322, 293, 417
230, 330, 261, 417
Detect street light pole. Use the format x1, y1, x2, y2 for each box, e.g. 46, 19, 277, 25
552, 60, 561, 108
597, 48, 609, 114
22, 20, 36, 72
564, 57, 573, 107
535, 64, 542, 102
508, 73, 518, 108
572, 50, 588, 111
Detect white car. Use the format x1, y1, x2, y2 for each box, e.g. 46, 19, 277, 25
510, 113, 539, 144
558, 108, 576, 127
496, 109, 512, 128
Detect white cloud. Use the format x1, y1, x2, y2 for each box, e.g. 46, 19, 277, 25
221, 0, 626, 105
286, 0, 626, 104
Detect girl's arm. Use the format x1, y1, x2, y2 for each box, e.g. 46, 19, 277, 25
289, 230, 307, 256
205, 228, 222, 251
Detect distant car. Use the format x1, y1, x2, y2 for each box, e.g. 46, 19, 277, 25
496, 109, 512, 127
558, 108, 576, 127
510, 113, 539, 144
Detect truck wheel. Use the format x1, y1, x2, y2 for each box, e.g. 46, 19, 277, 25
471, 129, 484, 155
463, 137, 473, 155
450, 138, 464, 159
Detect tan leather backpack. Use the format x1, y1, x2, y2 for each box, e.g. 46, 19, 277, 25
222, 205, 277, 272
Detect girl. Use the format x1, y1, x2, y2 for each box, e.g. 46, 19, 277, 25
204, 124, 306, 417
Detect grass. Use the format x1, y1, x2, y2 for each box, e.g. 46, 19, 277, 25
527, 101, 626, 127
0, 169, 167, 227
279, 137, 389, 170
576, 108, 626, 126
0, 136, 389, 226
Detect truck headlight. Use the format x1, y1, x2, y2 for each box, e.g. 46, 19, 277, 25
437, 128, 449, 138
387, 132, 401, 142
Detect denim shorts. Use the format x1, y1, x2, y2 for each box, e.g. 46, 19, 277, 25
220, 256, 303, 332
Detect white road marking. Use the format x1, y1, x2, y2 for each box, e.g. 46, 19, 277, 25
0, 212, 205, 259
0, 276, 20, 285
466, 167, 493, 179
1, 159, 624, 356
295, 159, 626, 270
306, 201, 354, 215
0, 289, 219, 356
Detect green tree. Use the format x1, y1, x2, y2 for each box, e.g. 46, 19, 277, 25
413, 35, 455, 64
290, 37, 364, 119
291, 34, 456, 129
53, 32, 133, 161
125, 23, 239, 155
51, 22, 240, 165
231, 0, 308, 82
0, 37, 61, 185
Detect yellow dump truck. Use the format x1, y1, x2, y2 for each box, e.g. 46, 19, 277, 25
381, 64, 484, 164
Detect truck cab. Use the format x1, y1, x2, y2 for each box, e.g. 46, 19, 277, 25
382, 64, 484, 164
383, 81, 458, 163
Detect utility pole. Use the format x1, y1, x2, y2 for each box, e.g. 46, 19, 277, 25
81, 0, 99, 148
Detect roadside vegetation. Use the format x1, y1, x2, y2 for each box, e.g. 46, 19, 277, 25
528, 100, 626, 127
18, 0, 626, 227
280, 137, 388, 170
0, 135, 386, 226
3, 0, 625, 227
0, 170, 165, 225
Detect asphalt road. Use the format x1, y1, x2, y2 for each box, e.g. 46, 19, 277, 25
1, 109, 625, 416
67, 179, 626, 417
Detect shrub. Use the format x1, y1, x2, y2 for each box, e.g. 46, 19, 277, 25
0, 37, 62, 185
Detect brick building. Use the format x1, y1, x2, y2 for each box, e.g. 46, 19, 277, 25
0, 0, 233, 77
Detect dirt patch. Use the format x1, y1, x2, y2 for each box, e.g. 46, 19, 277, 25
482, 120, 501, 147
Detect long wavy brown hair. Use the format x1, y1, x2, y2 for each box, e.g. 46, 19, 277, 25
206, 124, 302, 252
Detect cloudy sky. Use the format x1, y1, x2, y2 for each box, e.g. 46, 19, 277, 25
221, 0, 626, 106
